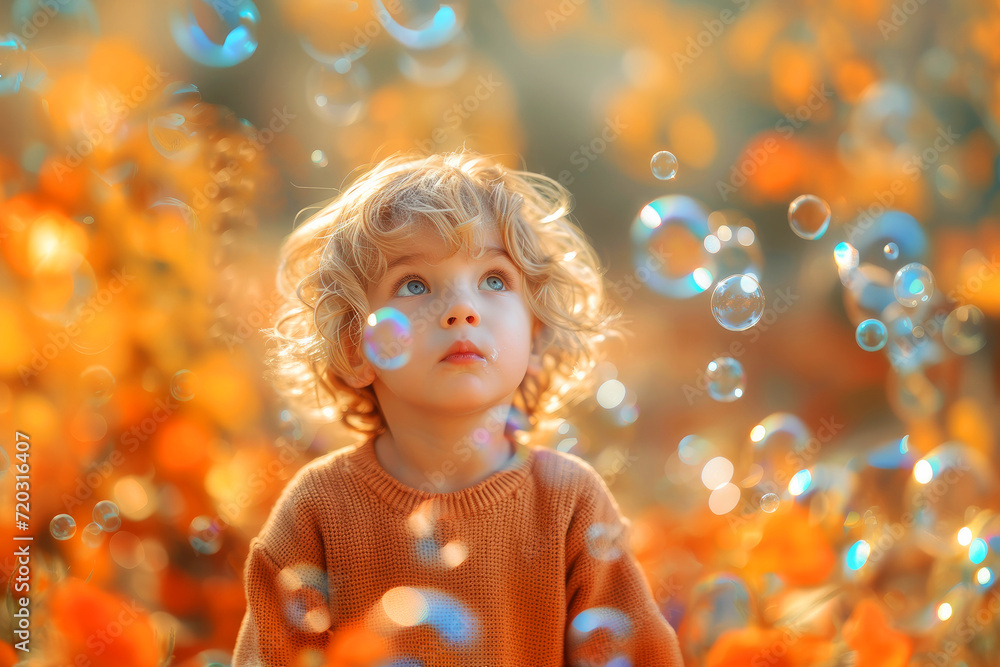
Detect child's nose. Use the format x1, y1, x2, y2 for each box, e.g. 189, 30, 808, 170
441, 298, 480, 327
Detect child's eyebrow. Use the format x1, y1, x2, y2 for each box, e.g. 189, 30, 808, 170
385, 245, 514, 273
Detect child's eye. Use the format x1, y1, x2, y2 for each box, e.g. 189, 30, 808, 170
395, 278, 428, 297
481, 270, 512, 292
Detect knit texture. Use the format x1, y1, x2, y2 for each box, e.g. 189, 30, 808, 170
233, 435, 683, 666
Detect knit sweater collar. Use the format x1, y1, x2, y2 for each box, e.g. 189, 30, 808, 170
349, 433, 537, 516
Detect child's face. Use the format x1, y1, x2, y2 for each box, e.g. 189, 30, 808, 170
351, 225, 538, 417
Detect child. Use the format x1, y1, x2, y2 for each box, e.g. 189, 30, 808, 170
233, 150, 683, 666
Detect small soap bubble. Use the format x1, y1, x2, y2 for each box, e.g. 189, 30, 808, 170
760, 493, 780, 513
375, 0, 465, 49
82, 521, 104, 547
856, 319, 888, 351
148, 111, 198, 161
845, 539, 871, 571
884, 242, 899, 260
307, 63, 368, 126
942, 305, 986, 355
834, 242, 860, 270
363, 307, 414, 370
80, 365, 115, 406
893, 262, 935, 307
310, 149, 328, 167
50, 514, 76, 540
650, 151, 678, 180
787, 194, 831, 240
94, 500, 121, 532
171, 369, 198, 401
711, 274, 765, 331
705, 357, 746, 402
170, 0, 260, 67
189, 515, 223, 554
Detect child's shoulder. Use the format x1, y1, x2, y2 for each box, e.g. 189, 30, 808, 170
528, 444, 610, 498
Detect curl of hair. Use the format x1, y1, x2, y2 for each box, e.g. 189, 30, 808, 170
263, 149, 627, 443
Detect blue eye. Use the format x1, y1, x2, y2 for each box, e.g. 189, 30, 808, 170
395, 279, 428, 297
482, 274, 507, 291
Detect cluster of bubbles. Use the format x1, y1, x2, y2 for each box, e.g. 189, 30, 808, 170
49, 500, 121, 547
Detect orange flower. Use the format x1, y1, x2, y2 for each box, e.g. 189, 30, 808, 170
48, 577, 160, 667
843, 598, 912, 667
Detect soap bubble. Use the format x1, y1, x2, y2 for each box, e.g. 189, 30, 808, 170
650, 151, 678, 180
893, 262, 935, 307
398, 32, 470, 86
787, 194, 831, 240
942, 305, 986, 355
170, 0, 261, 67
711, 274, 764, 331
851, 211, 928, 271
148, 111, 199, 161
50, 514, 76, 540
80, 366, 115, 406
0, 33, 47, 94
82, 522, 104, 548
904, 442, 997, 557
884, 242, 899, 260
681, 573, 752, 661
855, 319, 888, 351
845, 539, 871, 571
171, 369, 198, 401
374, 0, 465, 50
630, 195, 715, 299
750, 412, 814, 483
363, 307, 414, 370
760, 493, 780, 513
704, 210, 764, 283
189, 515, 223, 554
306, 63, 369, 126
705, 357, 746, 402
278, 563, 333, 632
93, 500, 121, 532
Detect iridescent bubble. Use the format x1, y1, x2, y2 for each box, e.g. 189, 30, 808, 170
82, 521, 104, 548
170, 0, 260, 67
585, 522, 626, 561
845, 539, 871, 571
904, 442, 997, 557
50, 514, 76, 540
93, 500, 121, 532
834, 242, 860, 270
942, 305, 986, 355
363, 307, 414, 370
0, 34, 46, 94
852, 211, 928, 270
711, 274, 764, 331
705, 210, 764, 283
787, 194, 831, 240
893, 262, 934, 307
150, 197, 200, 232
163, 81, 202, 104
310, 149, 329, 167
80, 365, 115, 406
189, 515, 222, 554
884, 242, 899, 260
171, 369, 198, 401
306, 63, 369, 126
855, 318, 888, 351
760, 493, 779, 513
148, 111, 199, 161
677, 434, 712, 466
278, 563, 332, 632
750, 413, 814, 483
398, 34, 470, 86
650, 151, 678, 180
630, 195, 716, 299
680, 573, 751, 661
374, 0, 465, 49
788, 469, 812, 496
705, 357, 745, 402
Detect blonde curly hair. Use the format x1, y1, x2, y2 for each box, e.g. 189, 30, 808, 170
264, 149, 627, 443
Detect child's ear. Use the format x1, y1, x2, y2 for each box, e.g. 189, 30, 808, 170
343, 350, 376, 389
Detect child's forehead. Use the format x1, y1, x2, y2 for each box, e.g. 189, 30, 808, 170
389, 224, 502, 264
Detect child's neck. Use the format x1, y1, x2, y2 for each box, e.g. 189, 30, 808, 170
372, 426, 517, 495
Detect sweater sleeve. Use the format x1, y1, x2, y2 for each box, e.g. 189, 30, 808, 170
232, 473, 334, 667
564, 469, 683, 667
232, 539, 333, 667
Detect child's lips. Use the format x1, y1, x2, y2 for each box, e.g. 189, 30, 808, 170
442, 352, 484, 364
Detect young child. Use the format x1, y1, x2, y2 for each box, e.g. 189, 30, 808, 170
233, 150, 683, 666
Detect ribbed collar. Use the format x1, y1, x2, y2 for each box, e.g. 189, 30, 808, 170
349, 434, 537, 516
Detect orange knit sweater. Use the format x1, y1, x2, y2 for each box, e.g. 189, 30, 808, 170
233, 435, 683, 666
